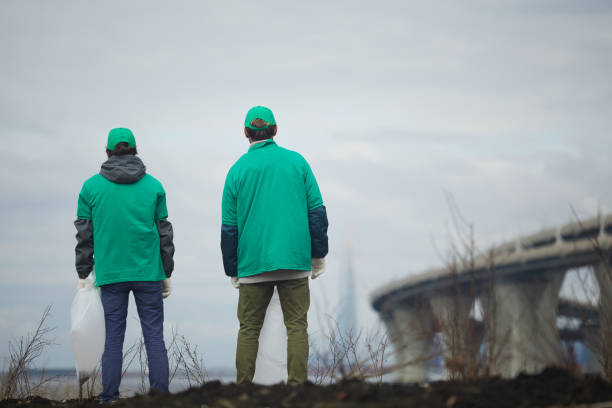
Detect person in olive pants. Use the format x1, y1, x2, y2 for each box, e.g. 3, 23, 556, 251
236, 278, 310, 384
221, 106, 329, 385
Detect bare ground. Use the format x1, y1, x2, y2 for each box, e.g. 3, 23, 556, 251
3, 367, 612, 408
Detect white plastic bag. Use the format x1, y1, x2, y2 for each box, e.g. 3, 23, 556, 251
253, 288, 288, 384
70, 272, 105, 384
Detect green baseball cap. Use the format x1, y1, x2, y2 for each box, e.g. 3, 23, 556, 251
107, 127, 136, 150
244, 106, 276, 129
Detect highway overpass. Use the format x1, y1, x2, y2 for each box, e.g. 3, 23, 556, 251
371, 215, 612, 381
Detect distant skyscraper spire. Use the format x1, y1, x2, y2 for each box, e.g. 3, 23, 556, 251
338, 243, 357, 336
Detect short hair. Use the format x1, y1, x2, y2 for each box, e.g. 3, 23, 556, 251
106, 142, 137, 157
246, 118, 276, 141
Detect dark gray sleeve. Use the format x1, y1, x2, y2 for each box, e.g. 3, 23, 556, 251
74, 219, 94, 279
220, 224, 238, 277
309, 205, 329, 258
157, 219, 175, 278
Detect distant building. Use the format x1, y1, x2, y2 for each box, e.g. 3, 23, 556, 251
338, 247, 357, 336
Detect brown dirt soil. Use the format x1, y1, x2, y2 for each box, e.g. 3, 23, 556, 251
3, 368, 612, 408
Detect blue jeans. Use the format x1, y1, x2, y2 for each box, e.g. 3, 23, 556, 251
99, 281, 169, 402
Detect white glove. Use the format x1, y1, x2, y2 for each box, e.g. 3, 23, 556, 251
311, 258, 326, 279
231, 276, 240, 289
77, 279, 87, 290
162, 278, 172, 299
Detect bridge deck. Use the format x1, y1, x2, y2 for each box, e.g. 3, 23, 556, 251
372, 215, 612, 312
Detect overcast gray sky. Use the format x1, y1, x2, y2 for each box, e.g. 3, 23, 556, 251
1, 0, 611, 369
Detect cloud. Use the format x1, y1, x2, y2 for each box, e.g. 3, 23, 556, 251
1, 0, 611, 368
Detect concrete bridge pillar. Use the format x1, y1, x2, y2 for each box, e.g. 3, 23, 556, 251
383, 299, 434, 382
429, 291, 476, 379
482, 270, 565, 377
593, 262, 612, 375
594, 261, 612, 323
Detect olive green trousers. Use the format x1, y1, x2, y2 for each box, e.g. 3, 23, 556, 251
236, 277, 310, 385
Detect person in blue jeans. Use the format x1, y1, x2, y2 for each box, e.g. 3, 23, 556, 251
74, 128, 175, 402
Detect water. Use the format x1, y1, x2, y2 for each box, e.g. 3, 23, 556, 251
24, 370, 236, 400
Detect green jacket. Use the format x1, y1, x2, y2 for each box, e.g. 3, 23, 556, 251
75, 155, 173, 286
221, 139, 324, 278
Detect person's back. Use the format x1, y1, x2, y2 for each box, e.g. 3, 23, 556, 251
221, 106, 329, 385
79, 159, 168, 284
225, 141, 323, 277
74, 128, 174, 402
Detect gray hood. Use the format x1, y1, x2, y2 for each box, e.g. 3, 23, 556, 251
100, 155, 146, 184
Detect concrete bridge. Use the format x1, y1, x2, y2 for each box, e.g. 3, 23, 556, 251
370, 215, 612, 381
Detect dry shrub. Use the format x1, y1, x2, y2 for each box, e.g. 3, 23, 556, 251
310, 316, 392, 384
79, 365, 101, 399
0, 305, 55, 399
127, 325, 207, 393
433, 194, 511, 379
169, 328, 207, 388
